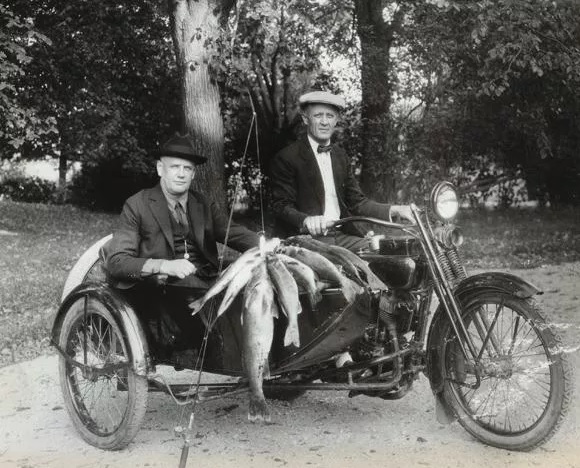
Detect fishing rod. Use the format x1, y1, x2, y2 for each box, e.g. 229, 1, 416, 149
176, 92, 265, 468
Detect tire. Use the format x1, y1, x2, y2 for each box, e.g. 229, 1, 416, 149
434, 292, 573, 451
58, 296, 149, 450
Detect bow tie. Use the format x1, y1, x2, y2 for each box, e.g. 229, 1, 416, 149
317, 144, 332, 153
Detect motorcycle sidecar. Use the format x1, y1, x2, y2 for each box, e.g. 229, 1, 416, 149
52, 236, 373, 450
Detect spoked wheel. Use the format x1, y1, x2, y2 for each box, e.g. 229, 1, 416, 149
58, 296, 148, 450
436, 293, 573, 451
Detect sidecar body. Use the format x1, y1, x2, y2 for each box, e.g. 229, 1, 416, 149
52, 236, 374, 449
54, 236, 374, 374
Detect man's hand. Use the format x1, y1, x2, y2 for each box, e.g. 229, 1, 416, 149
160, 259, 197, 279
303, 215, 336, 236
390, 205, 415, 223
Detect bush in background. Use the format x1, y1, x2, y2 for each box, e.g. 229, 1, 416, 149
68, 155, 157, 212
0, 176, 56, 203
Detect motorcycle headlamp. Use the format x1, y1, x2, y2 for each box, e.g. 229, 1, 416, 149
430, 182, 459, 221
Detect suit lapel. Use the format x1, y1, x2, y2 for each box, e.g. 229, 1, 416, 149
298, 137, 325, 208
330, 148, 345, 195
187, 193, 205, 250
148, 184, 174, 252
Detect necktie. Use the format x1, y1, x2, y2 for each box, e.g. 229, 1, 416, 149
174, 202, 188, 227
317, 144, 332, 153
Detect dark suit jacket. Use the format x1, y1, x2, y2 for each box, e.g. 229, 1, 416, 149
269, 136, 391, 237
104, 184, 259, 286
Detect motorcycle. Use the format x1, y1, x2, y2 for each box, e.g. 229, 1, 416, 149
51, 181, 572, 453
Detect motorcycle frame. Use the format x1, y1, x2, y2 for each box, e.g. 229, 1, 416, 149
335, 209, 484, 388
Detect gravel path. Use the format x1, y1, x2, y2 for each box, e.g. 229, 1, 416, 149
1, 263, 579, 468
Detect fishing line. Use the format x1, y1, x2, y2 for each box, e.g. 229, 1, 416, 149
219, 106, 258, 268
248, 93, 266, 233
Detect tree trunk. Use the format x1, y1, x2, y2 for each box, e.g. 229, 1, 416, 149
58, 152, 67, 191
354, 0, 401, 202
168, 0, 234, 214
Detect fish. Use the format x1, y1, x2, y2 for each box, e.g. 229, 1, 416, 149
212, 261, 264, 324
241, 262, 275, 422
277, 245, 363, 304
266, 253, 302, 348
189, 248, 261, 315
276, 253, 323, 309
290, 236, 385, 290
288, 236, 367, 285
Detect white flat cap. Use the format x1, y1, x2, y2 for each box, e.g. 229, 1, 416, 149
298, 91, 345, 110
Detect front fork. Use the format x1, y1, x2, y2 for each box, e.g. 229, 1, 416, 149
410, 204, 483, 388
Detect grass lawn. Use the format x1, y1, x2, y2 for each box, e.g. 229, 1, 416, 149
459, 206, 580, 268
0, 201, 117, 366
1, 200, 579, 367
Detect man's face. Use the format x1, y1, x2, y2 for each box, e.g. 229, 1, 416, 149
301, 103, 339, 144
157, 156, 195, 196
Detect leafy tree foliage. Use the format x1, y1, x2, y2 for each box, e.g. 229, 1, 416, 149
7, 0, 180, 210
220, 1, 350, 166
0, 4, 55, 153
3, 0, 580, 212
401, 0, 580, 205
215, 0, 355, 213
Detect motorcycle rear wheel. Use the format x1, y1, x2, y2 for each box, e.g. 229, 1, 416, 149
436, 292, 573, 451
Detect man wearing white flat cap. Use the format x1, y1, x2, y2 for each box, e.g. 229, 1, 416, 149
270, 90, 413, 251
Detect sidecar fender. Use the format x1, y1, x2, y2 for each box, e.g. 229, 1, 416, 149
425, 272, 542, 423
52, 282, 151, 376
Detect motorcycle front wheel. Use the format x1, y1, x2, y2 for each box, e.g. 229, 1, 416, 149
435, 292, 573, 451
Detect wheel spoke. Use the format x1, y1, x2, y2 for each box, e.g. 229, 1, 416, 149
444, 294, 563, 438
476, 302, 503, 361
471, 377, 501, 418
62, 309, 132, 436
508, 315, 521, 355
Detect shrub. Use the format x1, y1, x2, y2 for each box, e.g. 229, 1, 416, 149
0, 176, 57, 203
68, 157, 156, 212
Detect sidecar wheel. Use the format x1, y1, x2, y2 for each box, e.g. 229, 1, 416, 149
58, 296, 149, 450
436, 293, 573, 451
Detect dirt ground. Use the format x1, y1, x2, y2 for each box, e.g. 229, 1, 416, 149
1, 262, 579, 468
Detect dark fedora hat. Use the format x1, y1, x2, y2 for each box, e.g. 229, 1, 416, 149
158, 133, 207, 164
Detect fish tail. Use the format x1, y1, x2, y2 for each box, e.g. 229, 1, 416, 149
248, 396, 271, 423
308, 291, 322, 309
189, 298, 204, 315
284, 323, 301, 348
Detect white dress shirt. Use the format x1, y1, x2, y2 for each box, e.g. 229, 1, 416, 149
307, 135, 341, 221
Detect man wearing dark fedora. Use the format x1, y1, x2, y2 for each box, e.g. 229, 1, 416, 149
270, 90, 414, 251
105, 133, 259, 362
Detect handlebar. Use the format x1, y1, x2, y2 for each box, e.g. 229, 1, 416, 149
298, 210, 420, 236
332, 216, 416, 231
298, 215, 416, 234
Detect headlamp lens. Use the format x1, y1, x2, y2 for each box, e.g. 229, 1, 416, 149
435, 186, 459, 220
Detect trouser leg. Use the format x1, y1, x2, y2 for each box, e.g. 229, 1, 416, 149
119, 280, 211, 358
